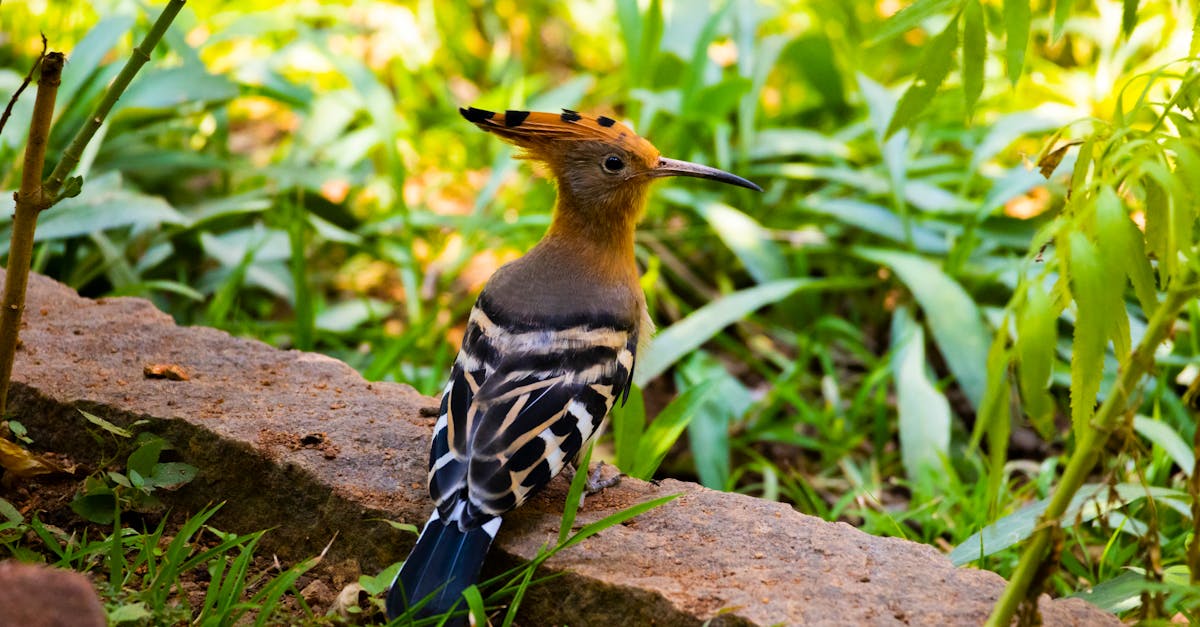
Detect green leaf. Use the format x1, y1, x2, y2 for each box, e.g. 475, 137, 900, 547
58, 14, 136, 107
748, 128, 852, 161
109, 602, 153, 624
950, 483, 1189, 565
148, 462, 198, 489
871, 0, 958, 45
1122, 0, 1140, 37
374, 519, 419, 534
127, 438, 165, 479
803, 197, 949, 253
631, 381, 720, 480
636, 279, 815, 386
33, 173, 189, 243
611, 385, 646, 473
559, 444, 594, 545
1052, 0, 1073, 40
962, 0, 986, 119
1070, 569, 1156, 613
1066, 230, 1109, 439
558, 494, 680, 553
462, 585, 487, 627
1003, 0, 1031, 85
70, 492, 116, 525
79, 409, 133, 438
678, 353, 750, 489
0, 497, 22, 524
977, 324, 1013, 507
855, 248, 990, 408
1133, 415, 1194, 477
359, 562, 402, 596
887, 12, 960, 137
890, 307, 951, 482
690, 198, 788, 283
120, 66, 238, 113
1096, 187, 1159, 316
1016, 281, 1059, 438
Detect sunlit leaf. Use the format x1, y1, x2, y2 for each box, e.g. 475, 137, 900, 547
871, 0, 957, 45
887, 12, 960, 137
748, 128, 852, 161
1096, 186, 1158, 316
1066, 230, 1108, 440
120, 67, 238, 113
677, 352, 751, 489
951, 483, 1189, 565
316, 299, 394, 333
962, 0, 986, 119
57, 14, 136, 106
1122, 0, 1140, 37
631, 381, 720, 480
688, 197, 788, 283
610, 385, 646, 475
890, 307, 951, 482
855, 248, 990, 408
1052, 0, 1073, 40
27, 173, 188, 245
636, 279, 814, 386
1133, 415, 1195, 477
1004, 0, 1031, 85
1016, 281, 1059, 438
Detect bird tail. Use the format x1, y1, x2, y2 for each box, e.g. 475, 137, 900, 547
386, 510, 501, 623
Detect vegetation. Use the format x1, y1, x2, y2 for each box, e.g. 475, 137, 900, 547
2, 0, 1199, 623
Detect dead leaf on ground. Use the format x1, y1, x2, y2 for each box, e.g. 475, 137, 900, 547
0, 437, 60, 479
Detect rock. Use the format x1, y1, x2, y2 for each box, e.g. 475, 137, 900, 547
0, 560, 106, 627
6, 269, 1117, 626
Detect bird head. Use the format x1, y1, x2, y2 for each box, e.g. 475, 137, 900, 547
460, 107, 761, 219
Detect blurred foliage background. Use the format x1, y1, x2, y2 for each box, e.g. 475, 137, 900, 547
3, 0, 1200, 619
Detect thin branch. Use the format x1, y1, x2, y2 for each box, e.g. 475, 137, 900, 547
42, 0, 188, 203
0, 34, 47, 140
985, 276, 1200, 626
0, 52, 64, 418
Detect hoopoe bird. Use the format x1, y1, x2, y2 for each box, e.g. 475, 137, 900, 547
386, 107, 761, 623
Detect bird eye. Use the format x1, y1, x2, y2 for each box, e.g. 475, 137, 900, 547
603, 155, 625, 173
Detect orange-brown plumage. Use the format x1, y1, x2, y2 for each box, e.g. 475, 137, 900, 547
387, 107, 761, 625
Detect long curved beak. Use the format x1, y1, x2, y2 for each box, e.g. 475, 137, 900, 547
650, 157, 763, 192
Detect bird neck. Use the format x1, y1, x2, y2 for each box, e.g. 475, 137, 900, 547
543, 183, 645, 278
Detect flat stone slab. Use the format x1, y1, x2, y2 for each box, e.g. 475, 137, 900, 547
7, 269, 1115, 626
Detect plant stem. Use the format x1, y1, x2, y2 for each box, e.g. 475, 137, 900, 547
0, 52, 63, 418
986, 277, 1199, 626
42, 0, 188, 201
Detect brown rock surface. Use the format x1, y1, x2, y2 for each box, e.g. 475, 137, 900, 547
0, 560, 106, 627
7, 269, 1116, 626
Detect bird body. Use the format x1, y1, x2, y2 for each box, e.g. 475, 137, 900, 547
387, 108, 760, 623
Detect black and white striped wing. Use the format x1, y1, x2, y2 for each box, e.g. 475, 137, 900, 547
426, 298, 636, 530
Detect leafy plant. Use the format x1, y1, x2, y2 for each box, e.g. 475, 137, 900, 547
71, 410, 197, 524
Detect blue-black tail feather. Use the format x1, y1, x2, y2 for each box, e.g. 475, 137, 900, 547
386, 511, 500, 624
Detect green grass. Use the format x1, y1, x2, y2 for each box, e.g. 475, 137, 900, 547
3, 0, 1200, 621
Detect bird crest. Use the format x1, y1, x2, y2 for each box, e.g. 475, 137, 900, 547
459, 107, 660, 167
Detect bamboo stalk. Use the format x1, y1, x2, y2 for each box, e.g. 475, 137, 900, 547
0, 52, 64, 418
986, 278, 1199, 626
42, 0, 188, 201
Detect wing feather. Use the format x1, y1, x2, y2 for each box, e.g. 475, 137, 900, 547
426, 301, 638, 530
